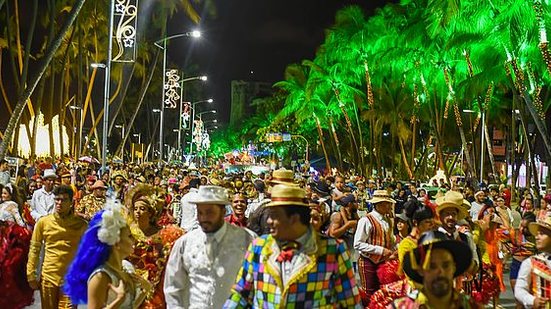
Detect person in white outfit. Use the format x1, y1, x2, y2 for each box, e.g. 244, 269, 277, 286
164, 185, 255, 309
30, 169, 57, 222
179, 178, 200, 232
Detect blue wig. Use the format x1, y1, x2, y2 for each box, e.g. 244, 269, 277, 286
64, 210, 112, 304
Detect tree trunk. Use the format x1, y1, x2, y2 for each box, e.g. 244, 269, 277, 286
0, 0, 87, 160
399, 137, 413, 179
484, 122, 497, 179
116, 50, 161, 157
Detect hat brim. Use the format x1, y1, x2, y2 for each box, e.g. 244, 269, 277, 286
368, 197, 396, 204
436, 203, 468, 221
190, 199, 229, 205
43, 175, 57, 180
266, 200, 309, 207
91, 186, 107, 190
269, 179, 296, 185
529, 221, 551, 237
403, 239, 472, 284
312, 187, 331, 196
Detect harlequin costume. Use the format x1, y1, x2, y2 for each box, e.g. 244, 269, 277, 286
125, 184, 184, 309
225, 185, 361, 308
225, 232, 360, 308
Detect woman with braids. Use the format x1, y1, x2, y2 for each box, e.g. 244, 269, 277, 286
0, 182, 34, 308
64, 200, 149, 308
369, 198, 436, 309
124, 184, 184, 309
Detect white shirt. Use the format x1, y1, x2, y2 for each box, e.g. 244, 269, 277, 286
30, 187, 55, 221
354, 210, 390, 257
437, 226, 480, 266
179, 188, 199, 232
164, 222, 255, 309
470, 201, 484, 220
280, 228, 310, 286
0, 170, 10, 186
515, 253, 551, 308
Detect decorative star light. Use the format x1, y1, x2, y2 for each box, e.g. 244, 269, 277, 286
115, 2, 125, 13
123, 38, 134, 48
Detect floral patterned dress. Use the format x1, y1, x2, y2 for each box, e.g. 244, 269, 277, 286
128, 224, 184, 309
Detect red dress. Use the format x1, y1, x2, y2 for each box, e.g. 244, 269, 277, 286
0, 222, 34, 309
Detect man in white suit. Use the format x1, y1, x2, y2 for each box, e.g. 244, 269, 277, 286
164, 185, 255, 309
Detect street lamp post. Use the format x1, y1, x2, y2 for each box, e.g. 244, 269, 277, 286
100, 0, 115, 175
154, 31, 201, 164
115, 124, 125, 161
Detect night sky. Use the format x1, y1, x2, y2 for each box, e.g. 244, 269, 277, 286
167, 0, 394, 123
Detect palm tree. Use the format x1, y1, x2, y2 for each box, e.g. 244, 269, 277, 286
0, 0, 88, 160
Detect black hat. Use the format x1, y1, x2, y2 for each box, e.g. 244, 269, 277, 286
312, 181, 331, 196
338, 194, 356, 206
402, 231, 472, 284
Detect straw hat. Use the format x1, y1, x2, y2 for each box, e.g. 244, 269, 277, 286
266, 184, 308, 207
90, 180, 107, 190
269, 168, 296, 185
111, 170, 128, 181
529, 214, 551, 236
403, 231, 472, 284
189, 185, 230, 205
43, 169, 57, 180
435, 191, 470, 220
368, 190, 396, 204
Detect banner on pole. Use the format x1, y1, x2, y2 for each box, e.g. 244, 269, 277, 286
182, 102, 191, 129
164, 69, 181, 109
112, 0, 138, 63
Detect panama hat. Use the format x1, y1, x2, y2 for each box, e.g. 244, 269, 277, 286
529, 214, 551, 236
189, 185, 230, 205
269, 168, 296, 185
43, 169, 57, 180
266, 184, 309, 207
368, 190, 396, 204
403, 230, 472, 284
435, 190, 470, 220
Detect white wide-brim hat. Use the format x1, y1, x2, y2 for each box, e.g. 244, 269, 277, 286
189, 185, 230, 205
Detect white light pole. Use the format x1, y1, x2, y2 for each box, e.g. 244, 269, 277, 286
154, 31, 201, 164
101, 0, 115, 175
133, 133, 141, 144
115, 124, 125, 161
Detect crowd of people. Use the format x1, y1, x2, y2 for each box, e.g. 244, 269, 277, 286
0, 156, 550, 308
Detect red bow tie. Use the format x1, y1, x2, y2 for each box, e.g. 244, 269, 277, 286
277, 241, 301, 263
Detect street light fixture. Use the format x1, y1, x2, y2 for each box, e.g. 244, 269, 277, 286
197, 110, 216, 117
91, 63, 107, 69
154, 30, 202, 163
152, 109, 161, 113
